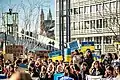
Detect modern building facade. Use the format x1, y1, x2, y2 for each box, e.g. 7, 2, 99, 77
55, 0, 120, 54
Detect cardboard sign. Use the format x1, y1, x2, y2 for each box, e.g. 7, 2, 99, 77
4, 54, 13, 62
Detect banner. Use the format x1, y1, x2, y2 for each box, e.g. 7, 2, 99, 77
64, 48, 71, 62
80, 42, 95, 53
49, 50, 62, 62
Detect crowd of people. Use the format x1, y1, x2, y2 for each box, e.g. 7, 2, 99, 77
0, 49, 120, 80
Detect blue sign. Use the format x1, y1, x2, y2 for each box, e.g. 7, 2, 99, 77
49, 50, 61, 58
68, 40, 79, 52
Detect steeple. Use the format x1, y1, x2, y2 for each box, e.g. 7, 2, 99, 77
40, 8, 45, 35
47, 8, 52, 20
40, 9, 44, 21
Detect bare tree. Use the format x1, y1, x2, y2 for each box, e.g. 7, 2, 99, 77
19, 0, 50, 34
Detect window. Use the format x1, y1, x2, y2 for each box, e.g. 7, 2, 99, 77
117, 1, 120, 11
75, 22, 79, 30
106, 36, 111, 44
96, 4, 102, 12
96, 19, 102, 28
90, 20, 95, 29
56, 11, 59, 17
90, 5, 96, 13
111, 17, 116, 26
88, 37, 92, 42
104, 3, 110, 12
94, 37, 101, 44
84, 21, 90, 29
111, 2, 116, 12
79, 7, 83, 14
79, 22, 80, 30
73, 22, 75, 30
70, 9, 73, 15
74, 8, 78, 14
104, 36, 111, 44
79, 21, 83, 29
103, 18, 108, 28
84, 6, 90, 13
85, 38, 88, 41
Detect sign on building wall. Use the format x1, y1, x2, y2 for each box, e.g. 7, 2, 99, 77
104, 45, 116, 53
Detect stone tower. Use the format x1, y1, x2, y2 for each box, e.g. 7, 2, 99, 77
40, 9, 45, 35
47, 8, 52, 21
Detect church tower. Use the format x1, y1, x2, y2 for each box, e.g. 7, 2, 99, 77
40, 9, 45, 35
47, 8, 52, 21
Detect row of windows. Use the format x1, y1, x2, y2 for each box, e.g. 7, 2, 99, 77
56, 17, 119, 31
72, 1, 120, 15
71, 18, 118, 30
56, 1, 120, 16
79, 36, 112, 44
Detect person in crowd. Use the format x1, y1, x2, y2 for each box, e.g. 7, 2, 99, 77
73, 50, 81, 67
47, 62, 54, 73
9, 71, 32, 80
103, 53, 113, 67
15, 59, 22, 66
74, 65, 82, 80
35, 61, 41, 73
115, 65, 120, 80
79, 52, 84, 65
56, 64, 64, 73
31, 66, 40, 77
69, 65, 76, 80
7, 64, 14, 78
104, 66, 115, 79
46, 63, 54, 80
80, 62, 89, 80
89, 61, 104, 76
19, 59, 28, 68
84, 50, 94, 69
111, 53, 118, 67
40, 66, 47, 80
